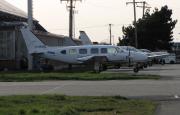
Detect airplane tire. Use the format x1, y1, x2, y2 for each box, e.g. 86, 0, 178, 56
170, 61, 175, 64
133, 67, 139, 73
139, 66, 144, 70
144, 64, 148, 68
102, 64, 107, 71
148, 62, 152, 66
161, 60, 165, 65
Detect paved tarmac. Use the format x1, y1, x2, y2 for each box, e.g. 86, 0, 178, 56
1, 79, 180, 97
1, 64, 180, 114
155, 100, 180, 115
106, 64, 180, 79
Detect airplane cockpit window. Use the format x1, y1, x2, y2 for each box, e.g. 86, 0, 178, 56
131, 47, 138, 52
69, 49, 77, 55
108, 47, 117, 54
129, 46, 141, 52
101, 48, 107, 54
91, 48, 99, 54
61, 50, 66, 54
117, 47, 124, 53
79, 49, 87, 54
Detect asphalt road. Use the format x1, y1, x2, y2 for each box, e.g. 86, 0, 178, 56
1, 64, 180, 114
0, 64, 180, 97
0, 80, 180, 97
106, 64, 180, 79
155, 100, 180, 115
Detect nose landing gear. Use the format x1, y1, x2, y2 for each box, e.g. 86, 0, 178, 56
133, 67, 139, 73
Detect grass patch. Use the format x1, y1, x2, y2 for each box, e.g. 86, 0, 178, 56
0, 95, 157, 115
0, 71, 160, 82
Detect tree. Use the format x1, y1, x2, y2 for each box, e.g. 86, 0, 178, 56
119, 5, 177, 51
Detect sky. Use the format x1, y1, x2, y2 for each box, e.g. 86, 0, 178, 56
5, 0, 180, 44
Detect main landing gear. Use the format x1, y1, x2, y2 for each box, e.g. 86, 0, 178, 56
93, 57, 107, 73
133, 63, 143, 73
133, 67, 139, 73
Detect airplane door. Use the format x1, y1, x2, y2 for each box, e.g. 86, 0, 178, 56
107, 47, 127, 61
118, 50, 128, 61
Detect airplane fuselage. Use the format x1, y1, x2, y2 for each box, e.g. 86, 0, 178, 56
42, 45, 131, 64
39, 45, 148, 65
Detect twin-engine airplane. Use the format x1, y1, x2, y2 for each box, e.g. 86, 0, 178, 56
121, 46, 170, 65
21, 27, 148, 72
79, 31, 150, 68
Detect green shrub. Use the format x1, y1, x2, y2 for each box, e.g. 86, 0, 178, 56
30, 108, 40, 114
18, 109, 26, 115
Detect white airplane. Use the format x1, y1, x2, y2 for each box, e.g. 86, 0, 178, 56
79, 31, 149, 65
140, 49, 170, 64
121, 46, 169, 65
120, 46, 151, 67
139, 49, 169, 58
20, 27, 148, 72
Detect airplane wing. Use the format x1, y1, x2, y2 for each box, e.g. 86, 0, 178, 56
148, 53, 169, 59
77, 55, 94, 62
77, 55, 107, 63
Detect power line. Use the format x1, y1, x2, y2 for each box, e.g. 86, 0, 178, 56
60, 0, 82, 39
136, 1, 151, 18
126, 0, 138, 48
48, 23, 131, 31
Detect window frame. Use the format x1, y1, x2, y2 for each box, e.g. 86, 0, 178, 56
79, 49, 88, 54
61, 50, 66, 54
91, 48, 99, 54
107, 47, 117, 54
69, 49, 77, 55
101, 48, 107, 54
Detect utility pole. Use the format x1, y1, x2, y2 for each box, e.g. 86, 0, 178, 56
60, 0, 82, 39
126, 0, 138, 48
69, 0, 73, 39
126, 1, 151, 48
27, 0, 33, 70
142, 1, 146, 18
137, 1, 151, 18
28, 0, 33, 30
109, 24, 113, 45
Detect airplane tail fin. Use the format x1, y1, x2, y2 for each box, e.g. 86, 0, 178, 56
20, 27, 47, 54
79, 31, 93, 45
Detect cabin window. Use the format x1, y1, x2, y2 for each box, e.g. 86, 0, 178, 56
69, 49, 77, 55
61, 50, 66, 54
108, 47, 117, 54
116, 47, 124, 53
91, 48, 99, 54
79, 49, 87, 54
101, 48, 107, 54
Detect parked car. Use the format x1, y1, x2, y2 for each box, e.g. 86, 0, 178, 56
162, 53, 176, 64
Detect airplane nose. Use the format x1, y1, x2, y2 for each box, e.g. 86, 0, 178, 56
143, 54, 148, 61
137, 53, 148, 61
